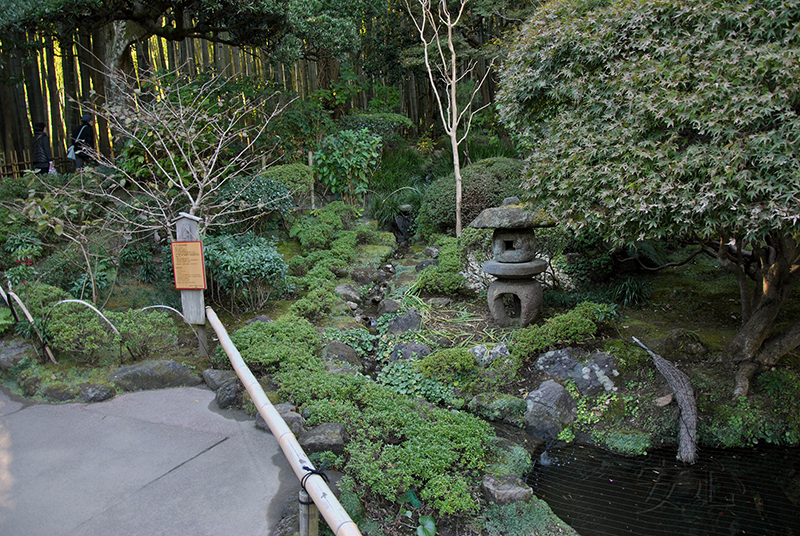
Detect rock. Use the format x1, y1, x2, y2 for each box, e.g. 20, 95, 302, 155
78, 382, 116, 402
377, 298, 400, 316
482, 474, 533, 504
471, 343, 510, 367
422, 246, 439, 258
245, 314, 273, 325
536, 348, 619, 396
351, 267, 380, 285
427, 297, 451, 307
0, 339, 36, 371
385, 308, 422, 335
42, 384, 78, 402
108, 360, 203, 391
203, 369, 238, 391
323, 341, 363, 373
334, 284, 361, 304
468, 392, 526, 426
19, 374, 41, 396
298, 423, 349, 455
658, 329, 708, 360
523, 380, 577, 441
256, 403, 305, 435
655, 393, 674, 407
215, 378, 242, 409
470, 345, 489, 365
346, 301, 359, 311
415, 259, 438, 272
389, 342, 431, 362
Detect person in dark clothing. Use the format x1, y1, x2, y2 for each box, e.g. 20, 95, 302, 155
71, 113, 95, 169
32, 122, 53, 174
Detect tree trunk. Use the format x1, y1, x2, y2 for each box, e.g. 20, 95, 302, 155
728, 236, 800, 396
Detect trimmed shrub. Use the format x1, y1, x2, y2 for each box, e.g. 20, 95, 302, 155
417, 157, 525, 238
413, 237, 468, 296
214, 316, 321, 375
512, 301, 617, 359
263, 163, 314, 206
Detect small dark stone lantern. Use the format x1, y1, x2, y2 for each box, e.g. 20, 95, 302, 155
469, 198, 553, 327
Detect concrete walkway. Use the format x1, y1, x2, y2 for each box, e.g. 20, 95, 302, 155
0, 385, 297, 536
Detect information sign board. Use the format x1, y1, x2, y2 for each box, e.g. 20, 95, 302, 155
171, 241, 207, 290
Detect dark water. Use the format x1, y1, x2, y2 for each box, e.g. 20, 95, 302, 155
528, 445, 800, 536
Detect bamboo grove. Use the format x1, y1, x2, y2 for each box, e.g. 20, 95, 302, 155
0, 0, 536, 176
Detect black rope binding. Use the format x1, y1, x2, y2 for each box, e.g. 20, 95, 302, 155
299, 461, 329, 505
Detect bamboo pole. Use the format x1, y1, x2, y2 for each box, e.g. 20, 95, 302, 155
206, 307, 362, 536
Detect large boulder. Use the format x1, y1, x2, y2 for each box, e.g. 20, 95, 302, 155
322, 341, 362, 373
334, 284, 361, 304
298, 423, 349, 455
203, 369, 238, 391
78, 382, 116, 402
536, 348, 619, 396
523, 380, 577, 441
108, 360, 202, 391
482, 474, 534, 504
385, 309, 422, 335
470, 342, 510, 368
0, 339, 36, 371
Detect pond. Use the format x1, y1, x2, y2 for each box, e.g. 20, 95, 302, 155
528, 444, 800, 536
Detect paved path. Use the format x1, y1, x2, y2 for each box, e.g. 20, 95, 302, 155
0, 385, 297, 535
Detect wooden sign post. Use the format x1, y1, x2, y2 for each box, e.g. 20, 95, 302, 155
172, 213, 208, 357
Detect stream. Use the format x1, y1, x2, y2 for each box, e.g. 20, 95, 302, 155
528, 444, 800, 536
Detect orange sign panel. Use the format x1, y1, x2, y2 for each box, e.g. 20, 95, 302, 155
171, 241, 207, 290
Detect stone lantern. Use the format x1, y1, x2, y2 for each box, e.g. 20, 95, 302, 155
469, 198, 553, 327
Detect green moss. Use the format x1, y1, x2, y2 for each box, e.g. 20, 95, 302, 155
591, 429, 652, 455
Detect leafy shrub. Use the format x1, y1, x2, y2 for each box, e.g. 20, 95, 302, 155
214, 173, 293, 233
14, 282, 71, 319
413, 237, 468, 296
337, 112, 413, 144
47, 303, 117, 365
486, 439, 532, 478
107, 309, 178, 361
289, 201, 361, 251
263, 163, 314, 206
377, 359, 455, 405
204, 233, 289, 312
416, 157, 525, 237
419, 474, 479, 515
0, 307, 13, 335
314, 129, 382, 204
290, 287, 338, 322
483, 498, 572, 536
512, 301, 616, 358
415, 347, 478, 387
272, 344, 495, 517
215, 316, 321, 375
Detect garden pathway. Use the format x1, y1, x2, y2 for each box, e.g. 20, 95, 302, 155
0, 385, 295, 535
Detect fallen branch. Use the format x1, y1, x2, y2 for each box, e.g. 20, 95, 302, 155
633, 337, 697, 464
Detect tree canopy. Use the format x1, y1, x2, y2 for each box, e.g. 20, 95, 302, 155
498, 0, 799, 244
498, 0, 800, 394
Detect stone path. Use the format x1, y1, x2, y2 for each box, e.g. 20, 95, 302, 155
0, 385, 296, 536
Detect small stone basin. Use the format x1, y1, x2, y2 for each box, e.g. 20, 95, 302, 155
482, 259, 547, 279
